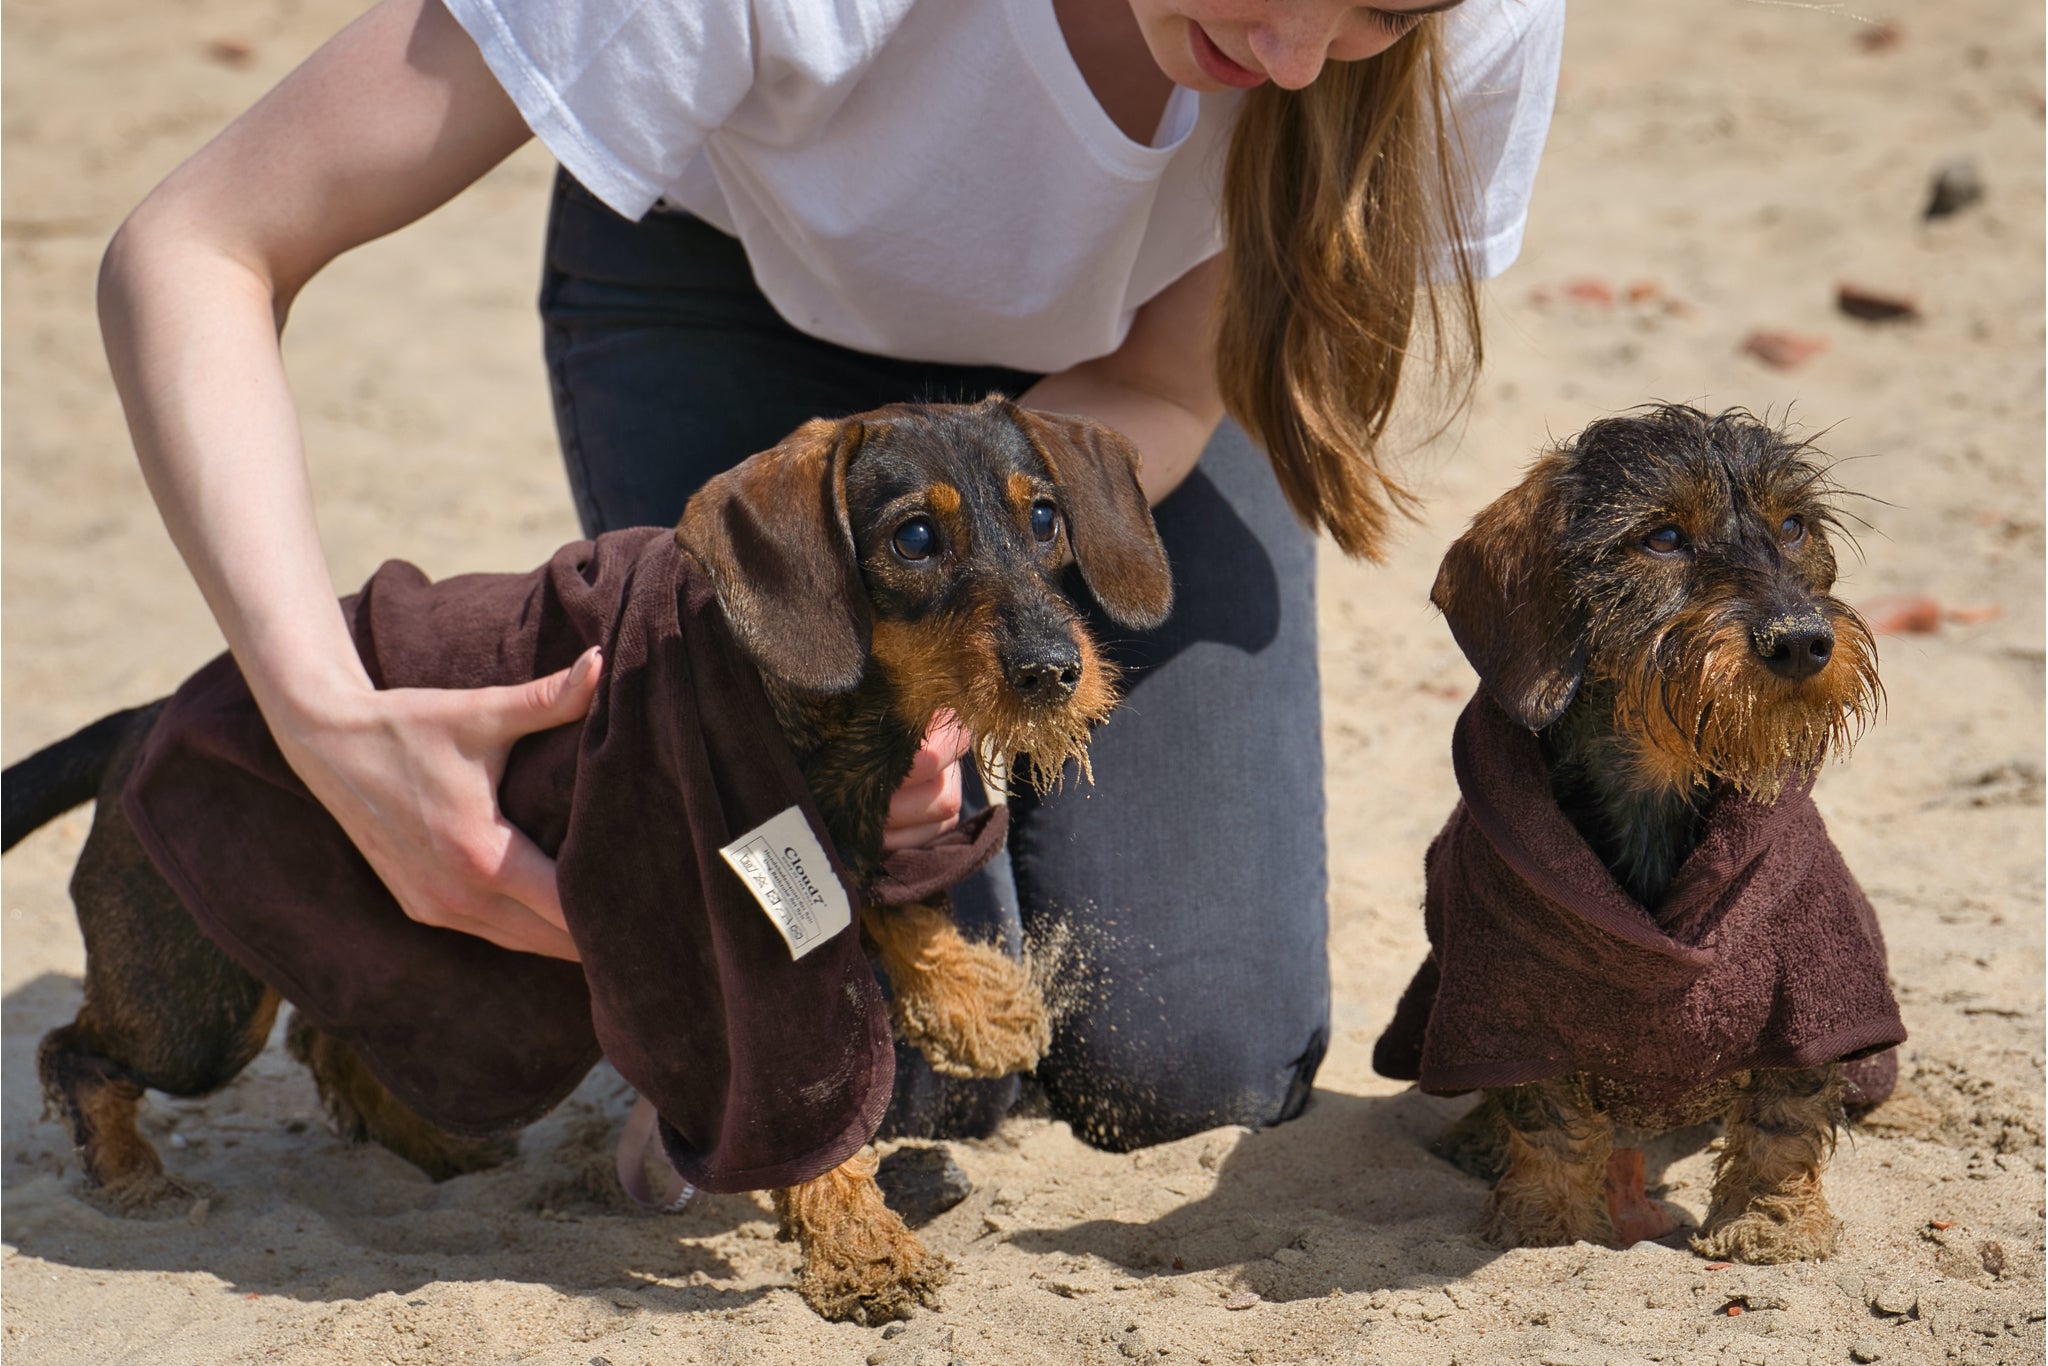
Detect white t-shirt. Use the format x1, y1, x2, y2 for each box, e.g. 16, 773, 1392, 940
447, 0, 1566, 372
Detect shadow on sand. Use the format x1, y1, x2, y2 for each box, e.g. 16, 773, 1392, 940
1007, 1084, 1719, 1303
2, 970, 775, 1311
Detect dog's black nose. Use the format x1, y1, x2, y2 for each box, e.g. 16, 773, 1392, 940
1753, 614, 1834, 681
1005, 645, 1082, 703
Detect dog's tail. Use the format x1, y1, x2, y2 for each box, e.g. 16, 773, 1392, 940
2, 706, 153, 853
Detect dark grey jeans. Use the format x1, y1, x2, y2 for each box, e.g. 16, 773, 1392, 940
540, 171, 1328, 1150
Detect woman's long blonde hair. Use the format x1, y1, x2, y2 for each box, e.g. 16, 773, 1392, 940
1216, 22, 1480, 561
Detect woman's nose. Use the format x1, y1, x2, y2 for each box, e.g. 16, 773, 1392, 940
1244, 18, 1336, 89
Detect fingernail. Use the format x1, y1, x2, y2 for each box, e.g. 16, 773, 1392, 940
571, 647, 601, 686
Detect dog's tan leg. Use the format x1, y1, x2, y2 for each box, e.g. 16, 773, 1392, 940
862, 899, 1049, 1079
43, 769, 284, 1214
39, 1018, 193, 1215
1692, 1065, 1842, 1263
39, 987, 280, 1215
286, 1011, 513, 1180
1434, 1092, 1510, 1179
773, 1150, 947, 1323
1482, 1078, 1621, 1248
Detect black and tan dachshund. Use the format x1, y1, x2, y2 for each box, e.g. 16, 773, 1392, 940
3, 396, 1173, 1322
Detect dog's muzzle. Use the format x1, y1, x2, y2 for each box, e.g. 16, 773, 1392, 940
1751, 610, 1835, 681
1001, 637, 1083, 704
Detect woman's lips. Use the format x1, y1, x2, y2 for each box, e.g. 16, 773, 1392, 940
1188, 23, 1268, 89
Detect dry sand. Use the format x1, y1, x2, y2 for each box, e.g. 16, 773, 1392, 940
3, 1, 2043, 1362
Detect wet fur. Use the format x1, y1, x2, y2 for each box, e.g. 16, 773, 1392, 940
14, 398, 1171, 1322
1431, 405, 1877, 1261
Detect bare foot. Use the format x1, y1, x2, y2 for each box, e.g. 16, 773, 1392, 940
1604, 1147, 1682, 1246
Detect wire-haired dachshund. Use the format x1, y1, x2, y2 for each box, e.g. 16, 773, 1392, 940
1379, 403, 1900, 1264
4, 396, 1174, 1322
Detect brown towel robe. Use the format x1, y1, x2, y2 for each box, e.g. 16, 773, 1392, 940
1373, 693, 1903, 1109
123, 528, 1005, 1193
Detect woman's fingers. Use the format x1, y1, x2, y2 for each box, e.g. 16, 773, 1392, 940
884, 760, 963, 850
269, 651, 604, 961
885, 712, 969, 850
465, 647, 603, 754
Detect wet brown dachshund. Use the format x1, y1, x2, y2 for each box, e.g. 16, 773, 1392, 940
1410, 404, 1892, 1263
3, 396, 1173, 1322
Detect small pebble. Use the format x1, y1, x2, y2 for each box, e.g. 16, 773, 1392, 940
1564, 277, 1615, 308
1837, 282, 1921, 323
1863, 595, 1943, 635
1979, 1241, 2008, 1277
1871, 1280, 1921, 1317
1222, 1291, 1260, 1311
1850, 1342, 1884, 1363
1924, 158, 1985, 219
876, 1145, 973, 1228
1740, 330, 1829, 371
203, 36, 256, 68
882, 1322, 907, 1340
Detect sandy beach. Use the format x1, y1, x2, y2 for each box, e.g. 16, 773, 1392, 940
4, 1, 2042, 1362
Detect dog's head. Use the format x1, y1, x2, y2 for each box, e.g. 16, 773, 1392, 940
1432, 403, 1880, 795
678, 397, 1173, 789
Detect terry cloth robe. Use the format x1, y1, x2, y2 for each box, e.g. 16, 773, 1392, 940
122, 527, 1007, 1194
1372, 693, 1904, 1110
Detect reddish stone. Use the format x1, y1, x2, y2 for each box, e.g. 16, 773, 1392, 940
1740, 330, 1830, 370
1863, 594, 1942, 635
1564, 277, 1615, 307
204, 36, 256, 68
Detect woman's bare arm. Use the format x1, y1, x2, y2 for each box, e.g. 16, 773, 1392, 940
99, 0, 594, 959
1020, 255, 1227, 507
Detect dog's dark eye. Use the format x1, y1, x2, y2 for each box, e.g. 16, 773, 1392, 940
1643, 525, 1685, 556
891, 517, 937, 562
1779, 514, 1806, 544
1030, 500, 1059, 543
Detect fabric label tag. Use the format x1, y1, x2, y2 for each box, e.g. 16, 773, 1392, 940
718, 806, 853, 960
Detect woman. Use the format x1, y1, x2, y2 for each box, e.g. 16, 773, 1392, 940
97, 0, 1565, 1149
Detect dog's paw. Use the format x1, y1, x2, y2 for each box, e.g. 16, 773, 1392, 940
1482, 1170, 1621, 1250
1691, 1196, 1839, 1264
1432, 1098, 1509, 1180
894, 947, 1051, 1080
795, 1222, 950, 1324
83, 1171, 211, 1220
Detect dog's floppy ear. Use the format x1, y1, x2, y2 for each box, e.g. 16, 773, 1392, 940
678, 417, 870, 694
1431, 452, 1585, 730
1008, 405, 1174, 631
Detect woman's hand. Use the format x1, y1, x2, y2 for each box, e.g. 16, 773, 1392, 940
268, 648, 604, 962
882, 711, 973, 852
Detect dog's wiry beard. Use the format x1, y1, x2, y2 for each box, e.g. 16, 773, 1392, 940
869, 618, 1120, 799
1608, 608, 1881, 800
969, 635, 1119, 797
